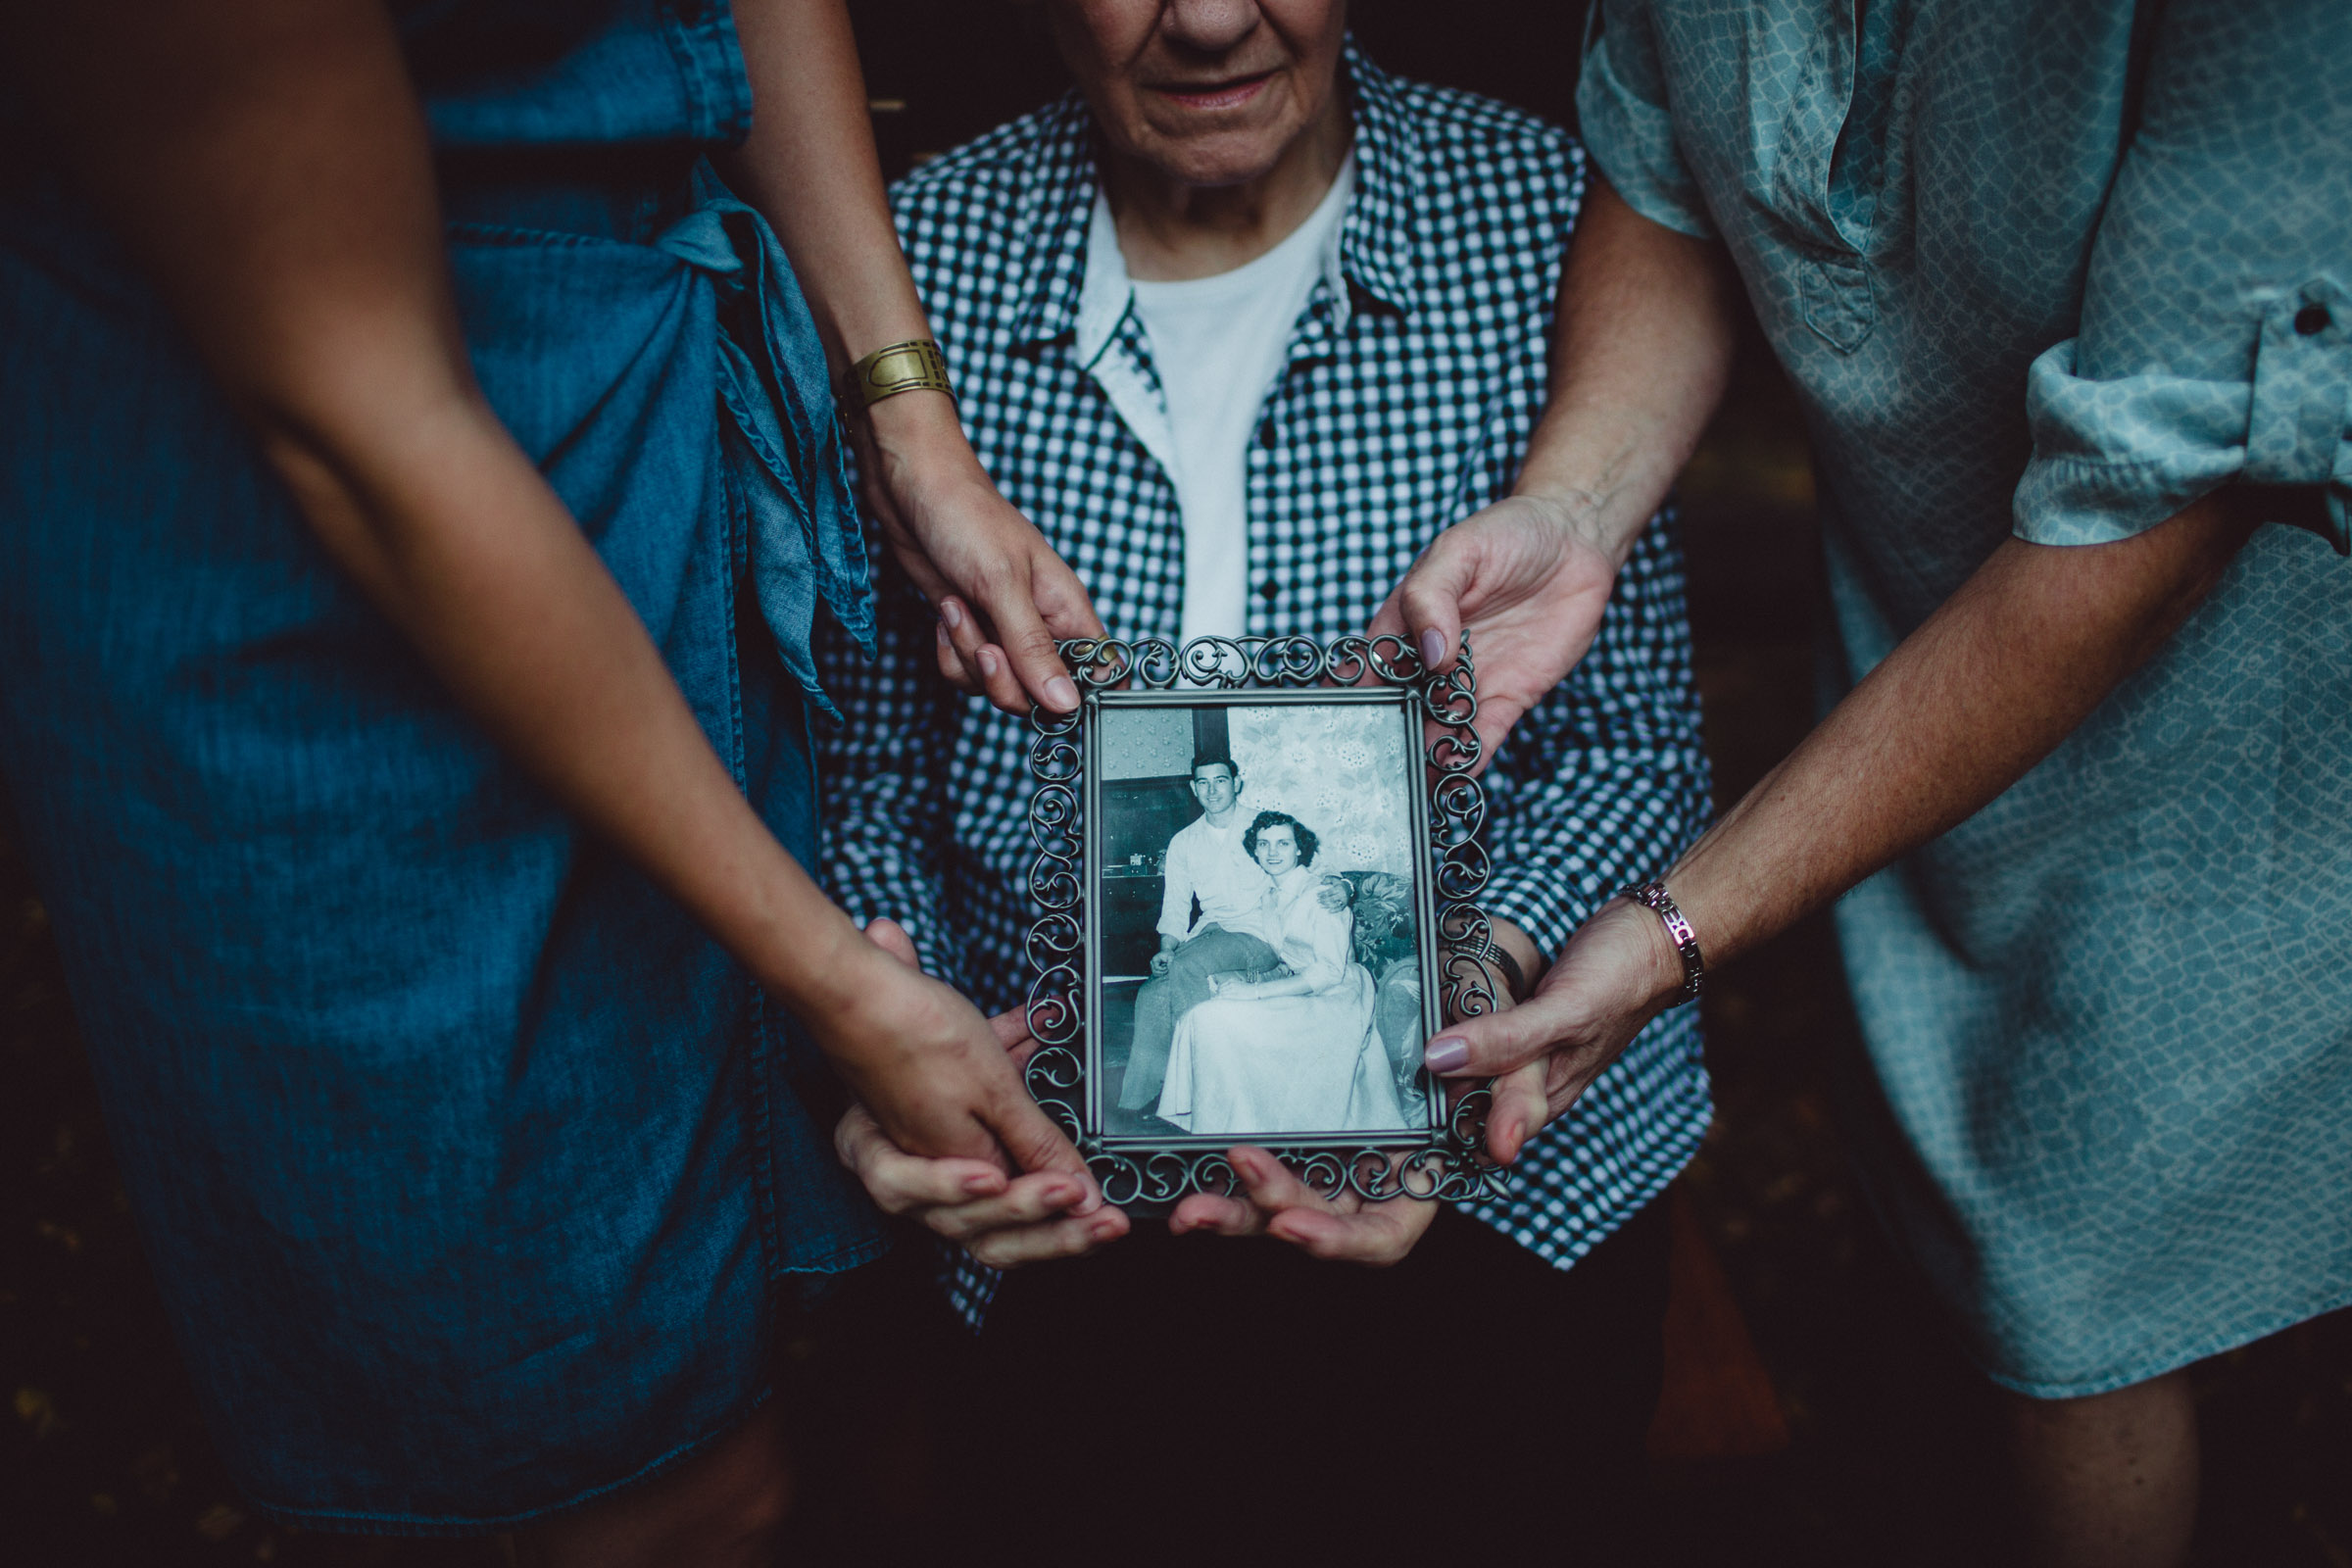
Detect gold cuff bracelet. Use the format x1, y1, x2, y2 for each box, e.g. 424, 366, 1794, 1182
843, 338, 955, 410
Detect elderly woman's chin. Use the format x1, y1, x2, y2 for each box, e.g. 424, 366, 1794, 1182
1121, 108, 1303, 187
1140, 137, 1287, 189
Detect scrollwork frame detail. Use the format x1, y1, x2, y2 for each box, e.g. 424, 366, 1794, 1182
1020, 634, 1508, 1212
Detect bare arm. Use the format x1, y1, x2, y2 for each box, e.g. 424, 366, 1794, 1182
1505, 174, 1744, 569
721, 0, 1101, 716
1672, 497, 2258, 967
1213, 970, 1316, 1001
1370, 175, 1741, 756
1434, 494, 2262, 1152
5, 0, 1093, 1186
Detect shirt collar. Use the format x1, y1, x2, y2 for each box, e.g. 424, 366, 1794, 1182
1009, 37, 1424, 347
1331, 42, 1424, 316
1074, 157, 1356, 368
1267, 863, 1317, 906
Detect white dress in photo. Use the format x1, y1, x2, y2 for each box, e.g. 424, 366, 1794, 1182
1158, 866, 1403, 1136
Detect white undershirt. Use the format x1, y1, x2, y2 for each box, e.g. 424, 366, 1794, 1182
1087, 162, 1352, 645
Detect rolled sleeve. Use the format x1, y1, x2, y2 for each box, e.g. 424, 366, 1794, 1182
1575, 0, 1717, 240
1155, 838, 1195, 944
2014, 0, 2352, 554
814, 573, 963, 984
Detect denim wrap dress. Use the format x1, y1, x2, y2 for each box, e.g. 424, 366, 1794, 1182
0, 0, 885, 1531
1581, 0, 2352, 1396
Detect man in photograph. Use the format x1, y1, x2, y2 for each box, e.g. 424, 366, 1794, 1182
1124, 752, 1279, 1113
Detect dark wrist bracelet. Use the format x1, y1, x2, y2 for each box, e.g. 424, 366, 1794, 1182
1485, 942, 1529, 1004
1618, 879, 1704, 1005
1455, 937, 1528, 1004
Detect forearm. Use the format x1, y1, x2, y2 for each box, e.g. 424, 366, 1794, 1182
720, 0, 930, 368
719, 0, 1099, 715
1437, 513, 2250, 1143
1511, 173, 1742, 566
273, 405, 871, 1011
1667, 493, 2260, 971
13, 0, 872, 1019
1240, 972, 1319, 1001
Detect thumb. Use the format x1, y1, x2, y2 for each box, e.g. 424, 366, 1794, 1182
1227, 1143, 1322, 1215
862, 916, 922, 970
1393, 528, 1476, 676
1483, 1059, 1552, 1165
986, 1089, 1105, 1216
1422, 993, 1572, 1079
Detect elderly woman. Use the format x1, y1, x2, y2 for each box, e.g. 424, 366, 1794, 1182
818, 0, 1709, 1555
1160, 810, 1400, 1134
1398, 3, 2352, 1564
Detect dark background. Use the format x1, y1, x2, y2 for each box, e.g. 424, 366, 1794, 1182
6, 3, 2348, 1564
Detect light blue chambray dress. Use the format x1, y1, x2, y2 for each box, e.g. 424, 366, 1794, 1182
1581, 0, 2352, 1396
0, 0, 884, 1532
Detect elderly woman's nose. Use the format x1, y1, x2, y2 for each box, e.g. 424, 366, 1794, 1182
1160, 0, 1262, 54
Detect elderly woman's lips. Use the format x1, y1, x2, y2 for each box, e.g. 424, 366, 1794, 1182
1152, 73, 1275, 111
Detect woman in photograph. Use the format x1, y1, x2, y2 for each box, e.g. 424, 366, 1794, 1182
1158, 811, 1401, 1135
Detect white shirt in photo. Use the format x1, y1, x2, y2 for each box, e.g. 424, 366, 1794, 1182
1156, 813, 1271, 944
1078, 161, 1353, 645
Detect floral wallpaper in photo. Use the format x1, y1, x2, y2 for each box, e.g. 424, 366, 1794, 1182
1228, 704, 1414, 877
1098, 703, 1194, 780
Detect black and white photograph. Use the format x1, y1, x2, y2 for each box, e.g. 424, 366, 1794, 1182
1088, 692, 1436, 1141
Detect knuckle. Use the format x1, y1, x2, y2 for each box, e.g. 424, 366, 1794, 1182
968, 558, 1024, 599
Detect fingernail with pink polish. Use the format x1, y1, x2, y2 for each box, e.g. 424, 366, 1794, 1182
1418, 628, 1448, 668
1424, 1036, 1469, 1073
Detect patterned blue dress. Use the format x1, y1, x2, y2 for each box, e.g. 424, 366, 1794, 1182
1581, 0, 2352, 1396
0, 0, 882, 1531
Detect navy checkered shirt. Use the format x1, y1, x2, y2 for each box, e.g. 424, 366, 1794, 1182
817, 43, 1713, 1316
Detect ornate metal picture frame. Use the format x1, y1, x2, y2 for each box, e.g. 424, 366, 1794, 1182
1020, 634, 1509, 1214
